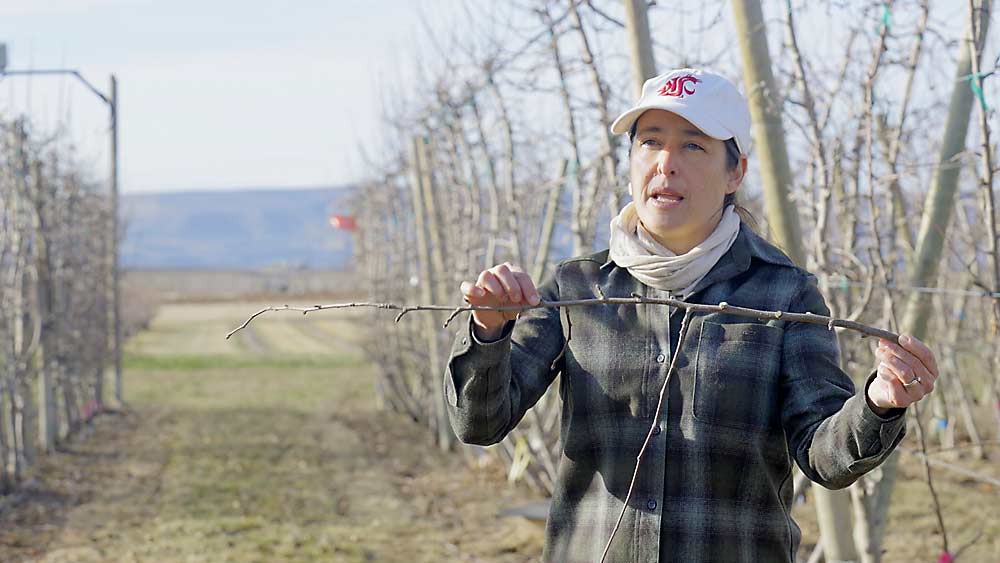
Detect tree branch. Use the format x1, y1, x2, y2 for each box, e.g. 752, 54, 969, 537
228, 293, 901, 341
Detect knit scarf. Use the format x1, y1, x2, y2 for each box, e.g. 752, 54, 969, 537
608, 203, 740, 297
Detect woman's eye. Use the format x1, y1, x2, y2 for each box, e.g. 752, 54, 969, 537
686, 143, 705, 151
641, 139, 659, 147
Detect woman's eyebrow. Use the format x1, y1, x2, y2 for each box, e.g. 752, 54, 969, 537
635, 126, 710, 140
682, 128, 710, 139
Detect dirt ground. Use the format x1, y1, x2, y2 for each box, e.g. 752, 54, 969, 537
0, 301, 997, 562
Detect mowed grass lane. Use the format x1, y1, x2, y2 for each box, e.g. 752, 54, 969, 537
0, 302, 544, 563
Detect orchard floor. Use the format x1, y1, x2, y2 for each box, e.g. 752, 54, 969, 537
0, 301, 997, 562
0, 302, 545, 562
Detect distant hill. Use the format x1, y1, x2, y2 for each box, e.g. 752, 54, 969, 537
121, 186, 356, 270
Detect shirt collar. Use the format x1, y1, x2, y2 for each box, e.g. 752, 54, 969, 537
600, 223, 797, 294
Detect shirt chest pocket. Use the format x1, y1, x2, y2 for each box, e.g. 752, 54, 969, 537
693, 321, 784, 432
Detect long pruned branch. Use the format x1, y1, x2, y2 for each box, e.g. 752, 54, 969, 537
227, 291, 901, 341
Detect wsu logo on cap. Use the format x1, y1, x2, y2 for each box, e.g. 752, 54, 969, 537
657, 74, 700, 98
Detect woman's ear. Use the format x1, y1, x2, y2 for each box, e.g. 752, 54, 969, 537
727, 157, 748, 194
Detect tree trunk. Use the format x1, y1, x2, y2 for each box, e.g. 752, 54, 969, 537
0, 387, 10, 494
733, 0, 855, 558
731, 0, 805, 266
409, 136, 453, 452
488, 76, 524, 267
532, 160, 569, 282
29, 161, 59, 453
622, 0, 656, 98
542, 5, 588, 256
570, 2, 624, 228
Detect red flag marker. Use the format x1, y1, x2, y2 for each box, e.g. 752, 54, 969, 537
329, 215, 357, 231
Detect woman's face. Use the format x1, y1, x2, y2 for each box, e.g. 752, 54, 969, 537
628, 109, 746, 254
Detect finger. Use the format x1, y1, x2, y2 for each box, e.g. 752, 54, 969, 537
512, 271, 540, 305
491, 263, 524, 303
876, 344, 938, 395
878, 359, 923, 402
460, 281, 486, 301
476, 270, 507, 301
892, 352, 935, 395
898, 334, 938, 376
879, 338, 933, 376
878, 343, 934, 391
879, 355, 920, 390
501, 263, 538, 303
872, 372, 919, 408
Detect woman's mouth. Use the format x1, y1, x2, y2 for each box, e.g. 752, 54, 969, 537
649, 192, 684, 206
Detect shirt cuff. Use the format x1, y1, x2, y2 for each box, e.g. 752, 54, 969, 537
859, 371, 908, 455
470, 318, 516, 345
445, 317, 516, 409
449, 316, 515, 363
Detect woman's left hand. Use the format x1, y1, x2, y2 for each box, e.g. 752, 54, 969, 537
867, 334, 938, 414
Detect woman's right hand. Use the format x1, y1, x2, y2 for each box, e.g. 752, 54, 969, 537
460, 262, 540, 341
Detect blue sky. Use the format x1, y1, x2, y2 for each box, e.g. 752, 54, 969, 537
0, 0, 461, 193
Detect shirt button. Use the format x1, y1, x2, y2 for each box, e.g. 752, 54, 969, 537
656, 353, 666, 363
461, 337, 468, 345
647, 499, 657, 510
652, 425, 661, 436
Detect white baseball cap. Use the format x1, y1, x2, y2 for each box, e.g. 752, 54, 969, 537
611, 68, 752, 156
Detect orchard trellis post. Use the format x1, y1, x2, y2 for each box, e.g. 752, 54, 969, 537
623, 0, 656, 98
732, 1, 857, 559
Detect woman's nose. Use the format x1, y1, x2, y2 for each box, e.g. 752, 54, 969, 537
655, 149, 676, 176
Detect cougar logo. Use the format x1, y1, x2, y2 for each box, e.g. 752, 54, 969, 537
658, 75, 700, 98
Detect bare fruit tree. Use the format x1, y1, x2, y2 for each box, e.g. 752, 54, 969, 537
0, 116, 113, 493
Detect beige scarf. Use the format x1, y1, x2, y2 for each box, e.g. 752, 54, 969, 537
608, 203, 740, 297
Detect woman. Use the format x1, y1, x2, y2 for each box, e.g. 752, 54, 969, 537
445, 68, 937, 563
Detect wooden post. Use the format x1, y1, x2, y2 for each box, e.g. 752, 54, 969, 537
815, 483, 859, 562
29, 160, 58, 453
0, 383, 9, 493
110, 74, 122, 408
623, 0, 656, 98
410, 136, 453, 452
731, 0, 805, 266
732, 0, 854, 558
420, 135, 453, 452
8, 120, 36, 472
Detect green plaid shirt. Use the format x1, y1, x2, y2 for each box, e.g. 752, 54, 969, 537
445, 224, 906, 563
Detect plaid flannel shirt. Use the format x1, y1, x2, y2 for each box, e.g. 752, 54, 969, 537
445, 223, 906, 563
